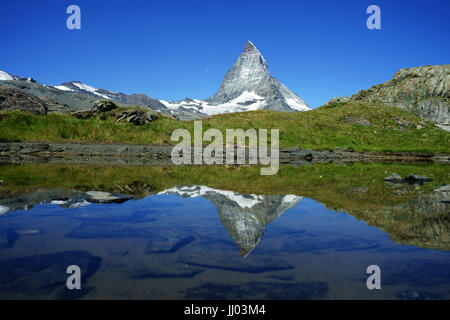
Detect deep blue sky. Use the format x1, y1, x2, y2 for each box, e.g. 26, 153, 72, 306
1, 0, 449, 108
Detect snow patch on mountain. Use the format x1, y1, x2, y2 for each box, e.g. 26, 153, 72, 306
0, 71, 14, 81
72, 82, 97, 93
53, 85, 74, 92
160, 90, 267, 116
285, 98, 309, 111
52, 81, 111, 100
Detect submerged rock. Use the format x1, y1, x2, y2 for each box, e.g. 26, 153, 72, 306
178, 241, 294, 273
382, 259, 450, 287
0, 251, 101, 298
129, 264, 204, 279
145, 233, 195, 254
184, 281, 328, 300
0, 230, 19, 249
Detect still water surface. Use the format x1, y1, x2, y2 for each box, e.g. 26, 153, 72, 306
0, 164, 449, 299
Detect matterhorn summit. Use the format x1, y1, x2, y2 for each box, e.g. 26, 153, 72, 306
160, 40, 310, 117
207, 40, 309, 112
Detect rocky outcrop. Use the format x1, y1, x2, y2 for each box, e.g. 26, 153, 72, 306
0, 86, 48, 115
115, 109, 158, 125
327, 65, 450, 131
91, 100, 118, 112
72, 101, 159, 126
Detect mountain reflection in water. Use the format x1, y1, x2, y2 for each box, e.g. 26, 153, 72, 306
0, 164, 449, 300
159, 186, 303, 256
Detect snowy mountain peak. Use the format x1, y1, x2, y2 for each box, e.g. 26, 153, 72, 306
205, 40, 309, 112
158, 41, 309, 117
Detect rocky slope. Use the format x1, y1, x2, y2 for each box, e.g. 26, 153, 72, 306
52, 81, 169, 111
328, 65, 450, 131
0, 87, 48, 115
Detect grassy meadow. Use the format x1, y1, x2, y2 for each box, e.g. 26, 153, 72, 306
0, 101, 449, 154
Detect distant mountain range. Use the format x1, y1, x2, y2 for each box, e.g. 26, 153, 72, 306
0, 41, 309, 120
